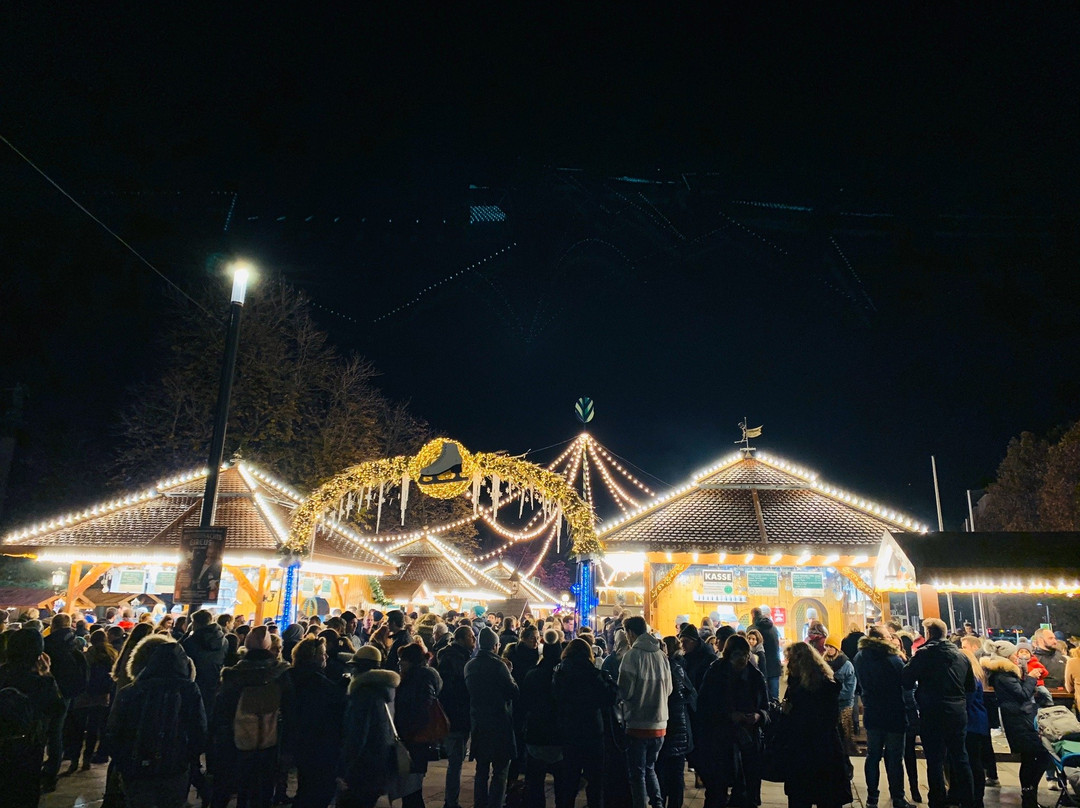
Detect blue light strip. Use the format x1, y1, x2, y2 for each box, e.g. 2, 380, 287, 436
278, 562, 300, 628
575, 558, 598, 632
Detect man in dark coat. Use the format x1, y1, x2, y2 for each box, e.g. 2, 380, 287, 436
854, 627, 912, 808
0, 628, 66, 805
106, 639, 207, 808
384, 610, 412, 674
1031, 628, 1066, 688
437, 625, 475, 808
286, 636, 346, 808
506, 625, 541, 783
43, 613, 88, 770
901, 619, 974, 808
679, 623, 717, 693
751, 607, 782, 700
182, 609, 227, 716
465, 628, 519, 808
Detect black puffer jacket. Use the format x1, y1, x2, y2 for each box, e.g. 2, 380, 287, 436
982, 656, 1042, 756
901, 638, 974, 731
520, 653, 562, 746
435, 641, 472, 732
853, 635, 906, 733
552, 653, 618, 747
659, 655, 696, 759
182, 624, 227, 710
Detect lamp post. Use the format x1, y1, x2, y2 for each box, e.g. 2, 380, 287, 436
200, 262, 252, 528
1036, 601, 1051, 627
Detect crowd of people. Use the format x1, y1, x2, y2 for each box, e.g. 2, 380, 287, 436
0, 602, 1078, 808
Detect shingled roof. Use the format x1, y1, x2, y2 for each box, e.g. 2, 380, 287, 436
382, 535, 511, 597
599, 451, 928, 552
1, 464, 395, 575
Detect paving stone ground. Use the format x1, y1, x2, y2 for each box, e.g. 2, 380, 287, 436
43, 752, 1056, 808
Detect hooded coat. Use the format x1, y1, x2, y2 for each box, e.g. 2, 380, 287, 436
618, 633, 672, 731
210, 648, 294, 769
465, 649, 519, 761
901, 638, 974, 731
182, 623, 227, 711
981, 656, 1041, 756
106, 642, 206, 780
341, 668, 400, 796
753, 615, 782, 679
853, 635, 906, 733
552, 652, 618, 747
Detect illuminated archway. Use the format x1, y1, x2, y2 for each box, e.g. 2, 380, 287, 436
288, 438, 601, 558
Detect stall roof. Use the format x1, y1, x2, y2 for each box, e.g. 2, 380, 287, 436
891, 531, 1080, 592
382, 534, 511, 597
600, 451, 926, 551
1, 463, 395, 576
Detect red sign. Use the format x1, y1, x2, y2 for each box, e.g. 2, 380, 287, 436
772, 607, 786, 626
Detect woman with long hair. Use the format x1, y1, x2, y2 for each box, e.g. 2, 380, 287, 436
111, 622, 154, 690
747, 629, 766, 671
959, 643, 989, 808
552, 638, 618, 808
781, 642, 852, 808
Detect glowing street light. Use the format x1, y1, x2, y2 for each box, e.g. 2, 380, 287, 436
199, 260, 256, 533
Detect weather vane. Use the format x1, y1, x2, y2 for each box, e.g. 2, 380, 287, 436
575, 397, 594, 424
736, 417, 763, 454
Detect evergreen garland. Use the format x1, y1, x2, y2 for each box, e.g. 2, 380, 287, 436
368, 576, 395, 607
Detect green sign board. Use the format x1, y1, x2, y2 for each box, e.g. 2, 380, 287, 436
791, 570, 825, 594
747, 570, 779, 595
154, 571, 177, 592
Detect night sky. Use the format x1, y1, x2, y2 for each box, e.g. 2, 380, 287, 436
2, 8, 1078, 530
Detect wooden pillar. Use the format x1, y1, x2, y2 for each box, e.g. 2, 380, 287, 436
880, 592, 892, 624
918, 584, 940, 620
66, 562, 82, 614
253, 566, 268, 625
642, 558, 654, 626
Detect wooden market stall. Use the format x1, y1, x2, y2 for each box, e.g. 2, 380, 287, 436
1, 463, 396, 621
596, 450, 928, 640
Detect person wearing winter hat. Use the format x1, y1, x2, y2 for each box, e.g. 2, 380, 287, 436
466, 627, 518, 808
209, 624, 295, 808
0, 628, 66, 804
902, 618, 974, 808
980, 641, 1049, 808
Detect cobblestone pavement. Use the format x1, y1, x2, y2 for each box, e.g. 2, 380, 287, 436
42, 755, 1049, 808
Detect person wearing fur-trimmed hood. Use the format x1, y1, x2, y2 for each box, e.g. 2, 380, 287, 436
339, 644, 401, 808
980, 641, 1049, 808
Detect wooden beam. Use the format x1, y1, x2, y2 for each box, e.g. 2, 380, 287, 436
918, 584, 940, 619
66, 562, 113, 613
224, 565, 260, 603
253, 566, 269, 625
332, 576, 346, 609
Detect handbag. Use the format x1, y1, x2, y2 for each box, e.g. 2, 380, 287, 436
760, 699, 789, 783
384, 704, 413, 777
412, 699, 450, 743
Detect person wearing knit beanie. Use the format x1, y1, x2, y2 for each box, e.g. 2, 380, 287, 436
478, 626, 499, 652
244, 624, 271, 651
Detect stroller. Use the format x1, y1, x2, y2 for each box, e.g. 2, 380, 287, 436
1037, 706, 1080, 806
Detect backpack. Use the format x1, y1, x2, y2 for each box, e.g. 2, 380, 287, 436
0, 686, 42, 749
127, 686, 187, 778
1038, 705, 1080, 742
233, 681, 281, 751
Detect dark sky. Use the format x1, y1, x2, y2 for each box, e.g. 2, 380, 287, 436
2, 7, 1078, 529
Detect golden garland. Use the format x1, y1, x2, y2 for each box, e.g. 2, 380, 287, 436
649, 563, 689, 603
288, 438, 601, 558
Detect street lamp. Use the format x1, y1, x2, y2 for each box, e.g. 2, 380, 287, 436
50, 568, 65, 592
1036, 601, 1051, 626
200, 260, 254, 528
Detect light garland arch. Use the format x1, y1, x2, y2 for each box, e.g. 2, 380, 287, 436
287, 438, 602, 559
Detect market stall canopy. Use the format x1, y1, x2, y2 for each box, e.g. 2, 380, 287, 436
382, 534, 512, 600
1, 463, 396, 577
481, 559, 560, 606
884, 531, 1080, 595
599, 451, 927, 554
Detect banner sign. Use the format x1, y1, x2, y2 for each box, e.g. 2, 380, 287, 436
175, 526, 226, 604
114, 569, 147, 594
791, 570, 825, 596
746, 570, 779, 596
703, 569, 734, 593
153, 570, 177, 593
